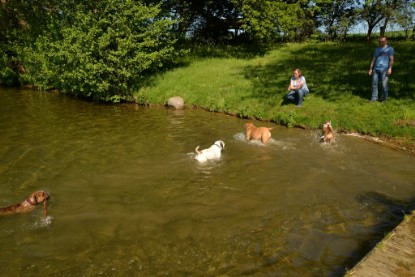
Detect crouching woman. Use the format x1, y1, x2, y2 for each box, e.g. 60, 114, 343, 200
286, 68, 309, 107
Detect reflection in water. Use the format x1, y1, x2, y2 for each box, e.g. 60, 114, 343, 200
1, 88, 415, 276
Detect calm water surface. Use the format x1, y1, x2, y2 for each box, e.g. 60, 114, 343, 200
1, 88, 415, 276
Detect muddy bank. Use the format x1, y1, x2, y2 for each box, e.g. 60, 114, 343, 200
342, 132, 415, 156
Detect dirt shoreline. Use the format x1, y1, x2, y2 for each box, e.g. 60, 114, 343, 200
340, 132, 415, 155
205, 107, 415, 156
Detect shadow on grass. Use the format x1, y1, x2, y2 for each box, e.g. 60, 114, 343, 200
183, 42, 268, 60
140, 42, 271, 92
338, 191, 415, 276
241, 62, 288, 100
241, 41, 415, 103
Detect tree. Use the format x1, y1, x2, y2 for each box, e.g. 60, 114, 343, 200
317, 0, 356, 40
356, 0, 385, 39
356, 0, 409, 39
233, 0, 323, 43
386, 0, 415, 38
0, 0, 61, 85
161, 0, 240, 42
232, 0, 278, 43
20, 0, 177, 102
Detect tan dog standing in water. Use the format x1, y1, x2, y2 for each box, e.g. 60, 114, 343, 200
321, 121, 335, 143
0, 190, 49, 216
244, 123, 273, 144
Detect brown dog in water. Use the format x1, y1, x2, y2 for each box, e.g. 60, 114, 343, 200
0, 190, 49, 216
320, 121, 335, 143
244, 123, 273, 144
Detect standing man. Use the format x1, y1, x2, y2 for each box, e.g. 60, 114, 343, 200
368, 36, 394, 102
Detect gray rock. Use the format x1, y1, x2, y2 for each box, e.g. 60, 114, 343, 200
167, 96, 184, 110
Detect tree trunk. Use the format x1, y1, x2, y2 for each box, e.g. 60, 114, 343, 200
367, 24, 374, 40
380, 17, 389, 37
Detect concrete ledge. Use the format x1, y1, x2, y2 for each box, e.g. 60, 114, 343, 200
346, 211, 415, 277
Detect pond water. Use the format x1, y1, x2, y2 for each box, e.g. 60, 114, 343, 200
1, 88, 415, 276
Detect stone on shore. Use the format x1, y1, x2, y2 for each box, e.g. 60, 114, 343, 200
167, 96, 184, 110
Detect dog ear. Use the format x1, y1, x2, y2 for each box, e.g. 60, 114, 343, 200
220, 141, 225, 149
30, 194, 38, 205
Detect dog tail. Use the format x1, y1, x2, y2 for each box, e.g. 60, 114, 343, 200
195, 146, 201, 154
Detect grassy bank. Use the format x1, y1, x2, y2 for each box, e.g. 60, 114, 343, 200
134, 41, 415, 151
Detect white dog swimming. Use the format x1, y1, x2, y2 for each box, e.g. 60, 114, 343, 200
195, 140, 225, 163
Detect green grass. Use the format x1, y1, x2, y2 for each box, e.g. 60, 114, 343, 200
134, 41, 415, 149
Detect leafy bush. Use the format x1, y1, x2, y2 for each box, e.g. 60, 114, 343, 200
274, 110, 297, 128
20, 0, 177, 102
0, 46, 19, 86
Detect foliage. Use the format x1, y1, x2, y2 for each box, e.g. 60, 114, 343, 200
317, 0, 357, 40
233, 0, 324, 43
356, 0, 413, 39
232, 0, 278, 43
0, 50, 19, 86
278, 1, 320, 41
141, 0, 415, 43
19, 0, 177, 102
0, 1, 28, 86
274, 110, 297, 128
394, 1, 415, 37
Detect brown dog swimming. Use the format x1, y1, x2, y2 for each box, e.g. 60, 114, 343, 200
320, 121, 335, 143
244, 123, 273, 144
0, 190, 49, 217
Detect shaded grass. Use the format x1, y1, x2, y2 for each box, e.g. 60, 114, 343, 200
134, 41, 415, 149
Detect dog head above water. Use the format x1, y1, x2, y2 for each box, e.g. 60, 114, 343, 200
321, 121, 335, 143
26, 190, 49, 206
213, 140, 225, 150
0, 190, 50, 216
323, 121, 332, 130
244, 122, 254, 130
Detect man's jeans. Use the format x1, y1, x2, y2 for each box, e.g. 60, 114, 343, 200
372, 70, 388, 101
287, 88, 309, 106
